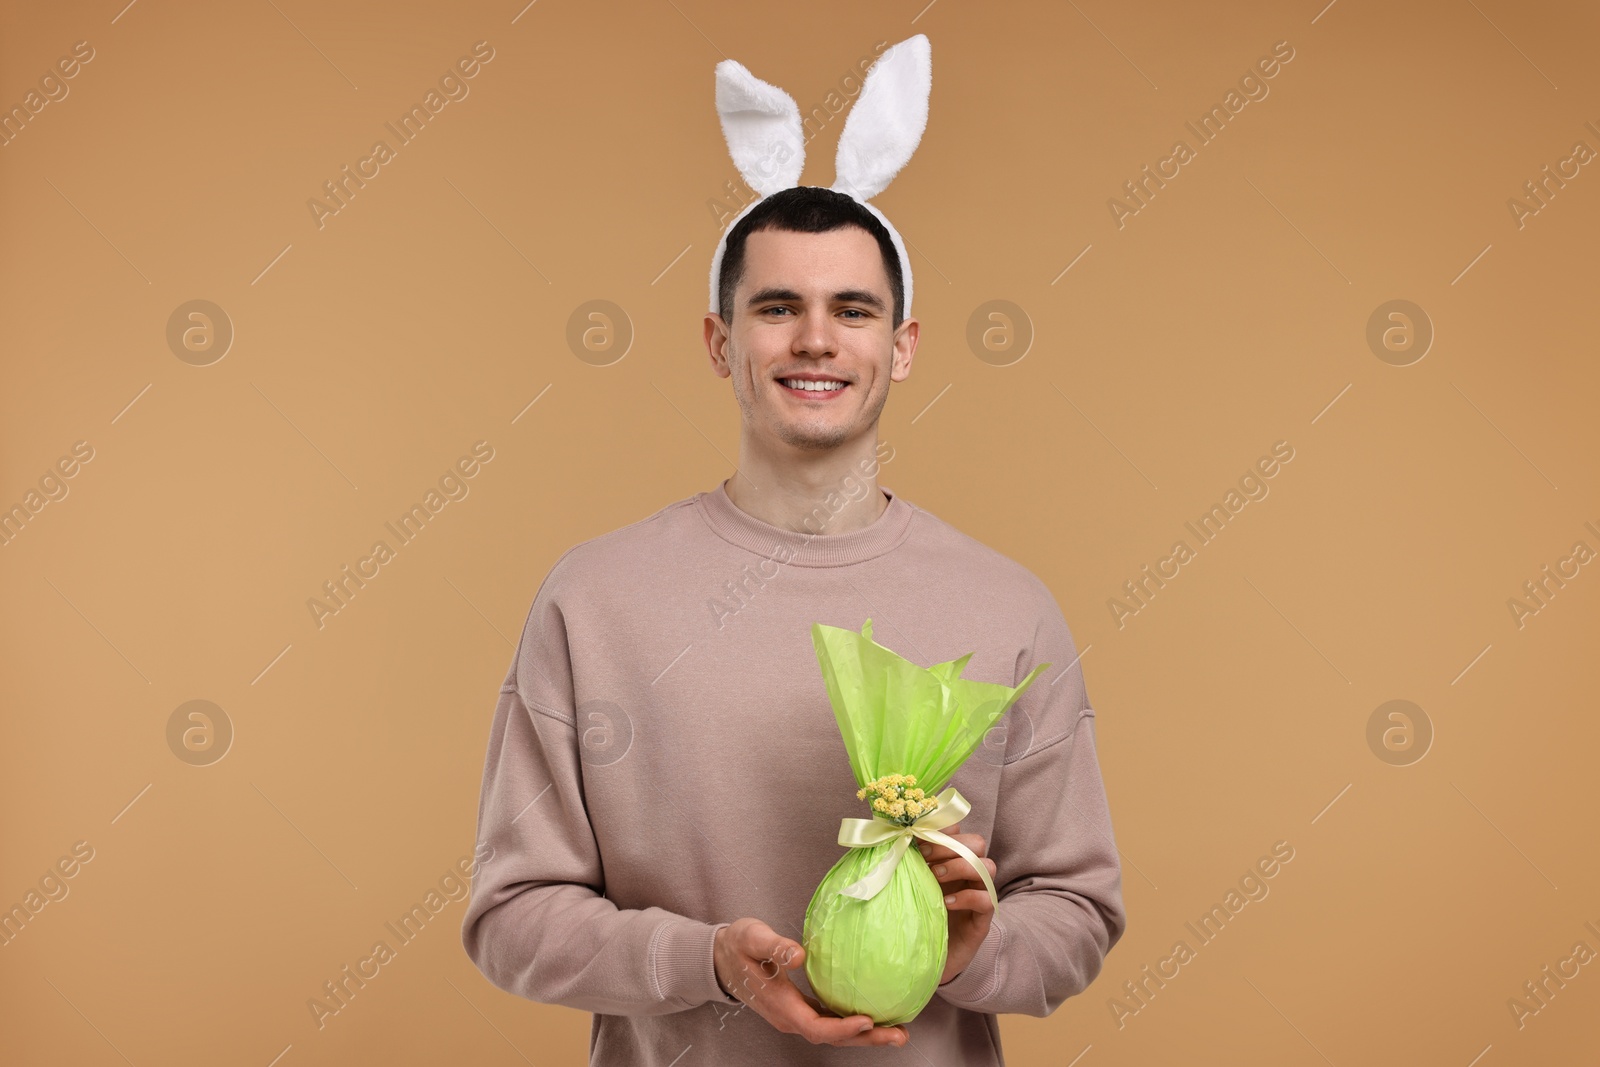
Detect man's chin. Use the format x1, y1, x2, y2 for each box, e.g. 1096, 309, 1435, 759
773, 423, 853, 452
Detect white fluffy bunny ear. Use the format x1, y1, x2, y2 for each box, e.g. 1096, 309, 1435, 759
831, 34, 931, 202
714, 58, 806, 196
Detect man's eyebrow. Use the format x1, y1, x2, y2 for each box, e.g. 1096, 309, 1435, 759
831, 289, 887, 312
746, 287, 803, 308
745, 287, 887, 312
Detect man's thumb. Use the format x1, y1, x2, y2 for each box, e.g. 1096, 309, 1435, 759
770, 937, 803, 969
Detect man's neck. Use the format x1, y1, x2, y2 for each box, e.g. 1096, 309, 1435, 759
724, 446, 889, 536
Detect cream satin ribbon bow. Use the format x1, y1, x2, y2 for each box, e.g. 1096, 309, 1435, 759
835, 786, 1000, 917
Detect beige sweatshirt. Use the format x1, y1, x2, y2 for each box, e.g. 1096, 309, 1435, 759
460, 477, 1126, 1065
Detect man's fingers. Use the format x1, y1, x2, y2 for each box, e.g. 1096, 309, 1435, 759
943, 885, 997, 915
918, 830, 986, 865
932, 855, 996, 887
744, 970, 905, 1047
792, 1005, 908, 1049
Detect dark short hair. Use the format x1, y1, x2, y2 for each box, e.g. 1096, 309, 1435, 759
717, 186, 904, 328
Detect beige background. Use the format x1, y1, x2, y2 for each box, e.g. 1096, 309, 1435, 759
3, 0, 1598, 1064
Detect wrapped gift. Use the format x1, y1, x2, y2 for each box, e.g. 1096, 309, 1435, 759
801, 618, 1049, 1025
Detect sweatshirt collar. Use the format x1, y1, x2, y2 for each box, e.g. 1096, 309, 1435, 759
696, 476, 915, 567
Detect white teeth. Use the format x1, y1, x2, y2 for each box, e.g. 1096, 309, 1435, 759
781, 379, 846, 391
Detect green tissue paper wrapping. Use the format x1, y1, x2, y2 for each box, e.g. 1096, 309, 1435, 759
801, 618, 1049, 1025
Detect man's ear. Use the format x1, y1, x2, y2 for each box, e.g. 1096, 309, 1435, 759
890, 317, 918, 383
704, 313, 733, 378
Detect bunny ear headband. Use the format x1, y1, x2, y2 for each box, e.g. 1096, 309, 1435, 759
708, 34, 932, 319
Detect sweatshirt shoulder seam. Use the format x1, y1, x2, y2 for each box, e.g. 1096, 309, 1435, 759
528, 699, 576, 728
1008, 706, 1093, 764
500, 682, 576, 728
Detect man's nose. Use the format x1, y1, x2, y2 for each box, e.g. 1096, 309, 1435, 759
793, 310, 834, 355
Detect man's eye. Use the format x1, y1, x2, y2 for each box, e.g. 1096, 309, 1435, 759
763, 306, 792, 316
840, 309, 866, 319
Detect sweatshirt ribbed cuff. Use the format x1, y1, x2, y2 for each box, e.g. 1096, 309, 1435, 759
654, 919, 741, 1007
936, 916, 1004, 1006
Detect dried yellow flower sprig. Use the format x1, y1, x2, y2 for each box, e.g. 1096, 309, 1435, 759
856, 773, 940, 827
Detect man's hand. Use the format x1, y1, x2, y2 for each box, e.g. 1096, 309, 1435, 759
918, 824, 997, 985
713, 918, 909, 1048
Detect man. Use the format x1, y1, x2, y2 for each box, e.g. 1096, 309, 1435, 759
460, 185, 1126, 1064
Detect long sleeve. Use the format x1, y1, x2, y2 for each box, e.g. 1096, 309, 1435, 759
459, 558, 742, 1016
935, 586, 1127, 1017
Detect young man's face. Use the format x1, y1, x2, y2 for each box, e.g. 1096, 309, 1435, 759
704, 225, 917, 454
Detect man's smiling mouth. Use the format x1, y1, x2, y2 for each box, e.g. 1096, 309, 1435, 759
778, 377, 849, 392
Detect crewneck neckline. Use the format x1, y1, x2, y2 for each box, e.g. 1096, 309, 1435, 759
695, 477, 915, 568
